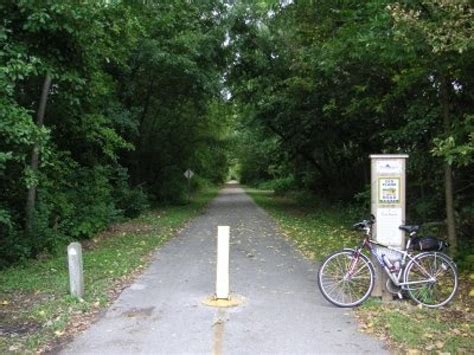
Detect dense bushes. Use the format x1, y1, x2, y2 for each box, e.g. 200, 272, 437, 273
257, 176, 298, 195
228, 0, 473, 258
0, 1, 231, 267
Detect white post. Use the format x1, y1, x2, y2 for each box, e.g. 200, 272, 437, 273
68, 242, 84, 298
216, 226, 230, 299
370, 154, 408, 300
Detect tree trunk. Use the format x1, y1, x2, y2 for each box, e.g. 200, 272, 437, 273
25, 73, 52, 236
440, 76, 457, 256
131, 77, 155, 186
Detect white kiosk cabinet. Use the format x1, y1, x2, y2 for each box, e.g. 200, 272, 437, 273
370, 154, 409, 299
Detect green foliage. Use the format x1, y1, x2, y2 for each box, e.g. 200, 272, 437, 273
227, 0, 473, 243
119, 2, 231, 201
0, 187, 217, 353
236, 124, 285, 186
28, 164, 119, 259
251, 186, 473, 353
357, 297, 473, 353
0, 0, 233, 266
458, 254, 474, 272
247, 188, 360, 260
2, 0, 470, 267
258, 175, 297, 195
432, 115, 474, 167
113, 169, 149, 219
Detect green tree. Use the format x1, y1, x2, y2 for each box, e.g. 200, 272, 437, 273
0, 0, 234, 266
227, 0, 473, 256
388, 0, 474, 256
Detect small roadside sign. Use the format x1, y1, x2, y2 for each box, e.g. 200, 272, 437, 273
184, 169, 194, 179
184, 169, 194, 203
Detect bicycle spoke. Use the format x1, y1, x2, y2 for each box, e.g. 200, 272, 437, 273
318, 251, 374, 307
322, 277, 345, 293
350, 263, 369, 279
404, 253, 458, 308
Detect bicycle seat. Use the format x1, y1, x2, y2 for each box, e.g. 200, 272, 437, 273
399, 225, 420, 234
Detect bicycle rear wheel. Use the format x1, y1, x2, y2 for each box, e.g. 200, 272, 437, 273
318, 250, 375, 307
403, 252, 458, 308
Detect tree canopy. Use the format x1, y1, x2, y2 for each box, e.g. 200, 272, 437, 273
228, 0, 473, 256
0, 0, 232, 266
1, 0, 472, 266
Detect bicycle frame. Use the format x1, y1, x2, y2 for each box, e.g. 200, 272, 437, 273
319, 219, 459, 308
354, 226, 435, 289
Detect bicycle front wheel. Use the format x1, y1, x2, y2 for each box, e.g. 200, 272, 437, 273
318, 250, 375, 307
403, 252, 458, 308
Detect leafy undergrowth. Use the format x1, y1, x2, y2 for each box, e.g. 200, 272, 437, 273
0, 187, 218, 354
247, 189, 360, 260
248, 188, 474, 354
356, 293, 473, 354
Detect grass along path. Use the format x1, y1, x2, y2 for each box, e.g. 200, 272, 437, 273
247, 189, 360, 260
247, 188, 474, 354
0, 187, 218, 354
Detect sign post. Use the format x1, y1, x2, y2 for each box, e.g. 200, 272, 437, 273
183, 169, 194, 202
370, 154, 408, 300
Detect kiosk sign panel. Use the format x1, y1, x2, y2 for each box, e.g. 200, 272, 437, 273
379, 178, 400, 204
370, 155, 408, 248
370, 154, 408, 300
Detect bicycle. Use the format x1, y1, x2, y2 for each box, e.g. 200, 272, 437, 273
317, 216, 458, 308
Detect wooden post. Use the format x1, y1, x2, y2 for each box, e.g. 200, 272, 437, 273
68, 242, 84, 298
216, 226, 230, 299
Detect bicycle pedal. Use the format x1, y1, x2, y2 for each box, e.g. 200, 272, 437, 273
397, 292, 403, 299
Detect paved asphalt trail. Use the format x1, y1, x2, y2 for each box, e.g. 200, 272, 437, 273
60, 183, 388, 354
